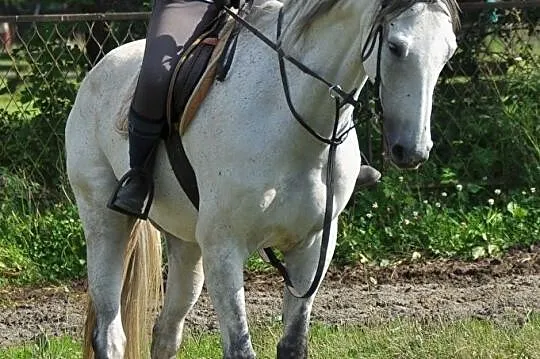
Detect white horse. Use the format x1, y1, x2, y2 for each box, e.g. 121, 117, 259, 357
66, 0, 459, 358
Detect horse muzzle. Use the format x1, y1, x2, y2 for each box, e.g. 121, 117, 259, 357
385, 139, 432, 169
382, 118, 433, 169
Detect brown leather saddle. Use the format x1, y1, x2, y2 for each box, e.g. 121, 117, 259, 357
165, 11, 239, 209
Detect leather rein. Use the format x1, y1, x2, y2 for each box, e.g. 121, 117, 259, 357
223, 4, 385, 298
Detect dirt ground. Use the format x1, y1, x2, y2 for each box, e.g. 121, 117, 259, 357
1, 245, 539, 347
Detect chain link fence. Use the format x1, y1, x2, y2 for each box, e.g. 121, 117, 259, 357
0, 13, 148, 195
0, 3, 538, 200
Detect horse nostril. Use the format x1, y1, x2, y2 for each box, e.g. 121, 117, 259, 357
388, 39, 409, 58
391, 144, 405, 162
388, 41, 403, 57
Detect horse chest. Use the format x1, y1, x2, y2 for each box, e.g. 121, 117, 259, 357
211, 175, 334, 250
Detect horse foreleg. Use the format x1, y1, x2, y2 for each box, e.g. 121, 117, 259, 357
151, 234, 204, 359
198, 222, 256, 359
277, 222, 338, 359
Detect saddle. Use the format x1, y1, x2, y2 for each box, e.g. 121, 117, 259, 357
165, 11, 240, 209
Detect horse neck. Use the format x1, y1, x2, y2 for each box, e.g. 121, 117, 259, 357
274, 0, 380, 138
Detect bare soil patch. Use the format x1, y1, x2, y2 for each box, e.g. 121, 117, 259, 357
1, 246, 539, 347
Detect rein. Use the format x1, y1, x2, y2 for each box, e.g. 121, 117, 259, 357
223, 3, 384, 298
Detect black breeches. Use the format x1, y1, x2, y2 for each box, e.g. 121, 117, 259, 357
131, 0, 220, 121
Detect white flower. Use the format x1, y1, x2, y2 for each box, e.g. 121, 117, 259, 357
398, 176, 404, 182
412, 211, 419, 218
494, 189, 501, 195
488, 198, 495, 206
531, 188, 536, 193
372, 202, 379, 209
366, 213, 373, 219
403, 219, 410, 225
423, 200, 428, 205
522, 191, 527, 195
435, 202, 441, 208
456, 184, 463, 192
442, 192, 448, 197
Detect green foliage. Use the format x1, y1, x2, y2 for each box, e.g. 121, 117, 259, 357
426, 6, 539, 187
336, 171, 539, 265
1, 23, 86, 190
0, 21, 90, 285
0, 171, 85, 285
430, 70, 540, 187
0, 244, 33, 282
449, 7, 539, 79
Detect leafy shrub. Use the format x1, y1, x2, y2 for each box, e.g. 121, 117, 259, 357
430, 67, 539, 187
336, 172, 539, 265
0, 23, 88, 284
0, 244, 35, 285
0, 171, 85, 284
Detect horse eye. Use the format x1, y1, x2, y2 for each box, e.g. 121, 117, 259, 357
388, 41, 404, 58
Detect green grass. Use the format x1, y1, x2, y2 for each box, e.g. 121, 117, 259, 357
2, 316, 539, 358
0, 336, 81, 359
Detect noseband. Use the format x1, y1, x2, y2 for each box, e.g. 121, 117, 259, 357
223, 3, 385, 298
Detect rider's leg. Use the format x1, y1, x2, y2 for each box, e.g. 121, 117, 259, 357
108, 0, 218, 218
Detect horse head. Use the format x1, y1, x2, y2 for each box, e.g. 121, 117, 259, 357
363, 0, 459, 169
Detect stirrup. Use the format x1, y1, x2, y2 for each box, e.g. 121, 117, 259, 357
107, 168, 155, 220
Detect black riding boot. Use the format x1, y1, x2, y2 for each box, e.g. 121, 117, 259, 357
108, 108, 165, 219
355, 165, 381, 190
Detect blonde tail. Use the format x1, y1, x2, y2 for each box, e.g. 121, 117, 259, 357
83, 220, 163, 359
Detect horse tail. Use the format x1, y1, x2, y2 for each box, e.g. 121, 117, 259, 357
83, 219, 163, 359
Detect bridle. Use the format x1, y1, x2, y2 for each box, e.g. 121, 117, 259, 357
223, 4, 385, 141
222, 2, 386, 298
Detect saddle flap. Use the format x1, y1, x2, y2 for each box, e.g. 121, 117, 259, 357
179, 22, 236, 134
167, 16, 236, 136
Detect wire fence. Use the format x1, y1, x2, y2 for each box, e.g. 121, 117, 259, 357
0, 3, 538, 197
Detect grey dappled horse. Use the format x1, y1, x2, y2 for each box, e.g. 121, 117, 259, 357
65, 0, 459, 357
